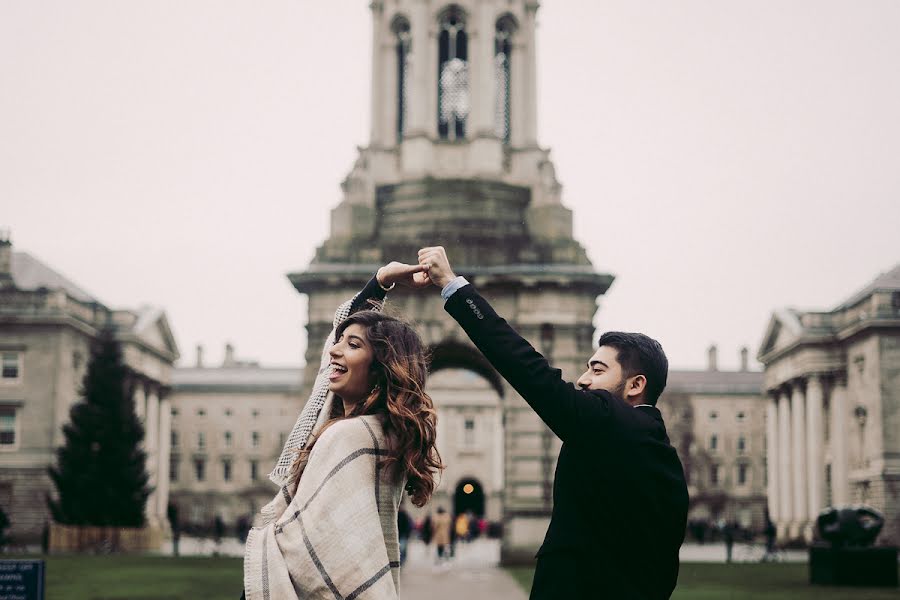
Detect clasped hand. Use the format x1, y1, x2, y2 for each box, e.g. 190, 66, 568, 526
376, 246, 457, 291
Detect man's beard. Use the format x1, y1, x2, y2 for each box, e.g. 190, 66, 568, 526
609, 378, 629, 402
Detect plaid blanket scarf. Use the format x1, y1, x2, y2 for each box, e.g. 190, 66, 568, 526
244, 283, 403, 599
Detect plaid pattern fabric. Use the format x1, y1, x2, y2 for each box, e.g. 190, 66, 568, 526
244, 416, 402, 600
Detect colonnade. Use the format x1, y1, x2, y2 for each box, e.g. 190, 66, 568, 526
133, 380, 171, 528
766, 373, 849, 540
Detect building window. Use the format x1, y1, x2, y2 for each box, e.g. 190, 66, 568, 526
737, 463, 749, 486
222, 459, 232, 482
0, 406, 17, 449
1, 352, 21, 381
251, 409, 259, 418
737, 436, 746, 454
464, 418, 475, 446
494, 16, 515, 142
736, 411, 746, 423
224, 408, 232, 417
194, 459, 206, 482
169, 457, 179, 482
197, 432, 206, 450
709, 434, 718, 452
224, 431, 232, 448
251, 431, 260, 448
250, 460, 259, 482
437, 6, 468, 140
710, 464, 720, 486
171, 430, 179, 448
171, 407, 179, 417
197, 408, 206, 417
392, 15, 411, 140
709, 410, 718, 421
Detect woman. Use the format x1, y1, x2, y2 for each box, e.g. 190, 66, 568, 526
243, 263, 442, 600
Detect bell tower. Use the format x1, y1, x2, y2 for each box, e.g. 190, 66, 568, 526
290, 0, 614, 563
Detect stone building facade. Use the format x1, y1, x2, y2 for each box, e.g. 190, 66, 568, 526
759, 264, 900, 545
0, 236, 178, 544
658, 347, 767, 533
287, 0, 613, 562
168, 346, 302, 531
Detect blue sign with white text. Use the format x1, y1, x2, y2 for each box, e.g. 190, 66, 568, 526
0, 560, 45, 600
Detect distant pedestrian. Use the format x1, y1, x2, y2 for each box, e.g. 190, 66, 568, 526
432, 507, 452, 563
762, 518, 777, 562
723, 521, 736, 563
454, 512, 470, 543
397, 508, 412, 565
166, 502, 180, 557
421, 514, 434, 546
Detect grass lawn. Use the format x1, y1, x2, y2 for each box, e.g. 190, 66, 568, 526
21, 555, 244, 600
508, 562, 900, 600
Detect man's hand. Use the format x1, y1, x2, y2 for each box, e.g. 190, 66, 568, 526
377, 262, 431, 289
417, 246, 456, 289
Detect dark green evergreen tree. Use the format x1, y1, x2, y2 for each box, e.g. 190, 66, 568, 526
48, 328, 150, 526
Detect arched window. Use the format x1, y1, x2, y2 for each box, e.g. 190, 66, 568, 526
392, 16, 411, 141
438, 6, 468, 140
494, 16, 516, 143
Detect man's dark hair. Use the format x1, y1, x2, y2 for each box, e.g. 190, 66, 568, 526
597, 331, 669, 405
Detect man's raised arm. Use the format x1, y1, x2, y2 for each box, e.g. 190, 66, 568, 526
418, 246, 625, 445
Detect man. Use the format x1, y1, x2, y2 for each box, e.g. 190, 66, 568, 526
418, 246, 689, 599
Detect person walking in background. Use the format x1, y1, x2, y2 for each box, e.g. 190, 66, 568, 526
397, 507, 412, 565
723, 521, 736, 563
432, 507, 452, 565
454, 512, 470, 544
416, 246, 689, 600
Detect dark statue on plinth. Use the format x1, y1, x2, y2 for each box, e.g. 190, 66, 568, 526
810, 505, 898, 588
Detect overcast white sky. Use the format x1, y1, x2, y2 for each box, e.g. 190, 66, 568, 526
2, 1, 899, 371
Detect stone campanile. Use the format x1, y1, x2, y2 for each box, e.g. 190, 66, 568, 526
289, 0, 614, 562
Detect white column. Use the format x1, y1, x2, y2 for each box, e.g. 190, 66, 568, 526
830, 377, 849, 506
369, 1, 386, 145
805, 374, 825, 540
469, 2, 495, 137
777, 387, 793, 538
790, 381, 808, 538
133, 385, 146, 422
523, 2, 539, 145
765, 392, 780, 524
156, 396, 172, 522
144, 387, 159, 525
406, 1, 430, 138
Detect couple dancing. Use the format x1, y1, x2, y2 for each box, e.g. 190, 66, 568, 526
243, 247, 689, 600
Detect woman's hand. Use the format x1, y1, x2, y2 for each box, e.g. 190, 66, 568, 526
377, 262, 431, 289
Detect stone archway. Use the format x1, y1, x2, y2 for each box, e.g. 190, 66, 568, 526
453, 477, 485, 517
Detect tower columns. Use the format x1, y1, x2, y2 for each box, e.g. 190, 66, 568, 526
369, 1, 387, 146
523, 2, 539, 146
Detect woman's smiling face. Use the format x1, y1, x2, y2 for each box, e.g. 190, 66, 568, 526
328, 323, 376, 405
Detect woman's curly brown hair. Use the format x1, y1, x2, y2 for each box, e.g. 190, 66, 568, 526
289, 310, 444, 507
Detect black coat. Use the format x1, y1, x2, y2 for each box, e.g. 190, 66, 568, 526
445, 284, 689, 599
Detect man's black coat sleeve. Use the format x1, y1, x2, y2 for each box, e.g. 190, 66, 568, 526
444, 283, 630, 446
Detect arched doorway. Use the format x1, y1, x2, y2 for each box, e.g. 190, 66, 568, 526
453, 478, 485, 517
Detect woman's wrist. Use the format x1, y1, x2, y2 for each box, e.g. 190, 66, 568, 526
376, 268, 395, 291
